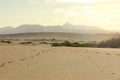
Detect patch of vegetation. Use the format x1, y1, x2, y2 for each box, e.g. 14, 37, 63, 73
51, 38, 56, 41
52, 38, 120, 48
52, 41, 97, 47
1, 40, 12, 44
40, 42, 48, 44
97, 38, 120, 48
19, 41, 32, 44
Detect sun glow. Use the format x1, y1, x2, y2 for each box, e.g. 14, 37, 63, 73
57, 0, 97, 3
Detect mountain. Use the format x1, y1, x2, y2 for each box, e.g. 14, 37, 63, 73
63, 23, 106, 33
0, 23, 107, 34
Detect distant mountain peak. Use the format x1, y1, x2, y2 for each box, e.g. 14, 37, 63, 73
0, 24, 108, 34
63, 23, 73, 26
17, 24, 44, 28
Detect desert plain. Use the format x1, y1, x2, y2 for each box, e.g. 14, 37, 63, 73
0, 33, 120, 80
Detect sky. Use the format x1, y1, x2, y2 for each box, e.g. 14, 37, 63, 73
0, 0, 120, 31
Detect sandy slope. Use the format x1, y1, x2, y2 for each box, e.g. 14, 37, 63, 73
0, 45, 120, 80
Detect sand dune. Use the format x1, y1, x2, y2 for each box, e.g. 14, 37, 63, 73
0, 45, 120, 80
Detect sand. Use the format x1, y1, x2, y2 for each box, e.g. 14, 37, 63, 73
0, 45, 120, 80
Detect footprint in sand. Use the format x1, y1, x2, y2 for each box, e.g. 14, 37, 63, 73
112, 72, 116, 75
106, 53, 111, 55
64, 73, 68, 76
100, 70, 103, 72
30, 56, 34, 59
38, 52, 41, 54
36, 54, 39, 57
87, 57, 91, 59
116, 54, 120, 56
20, 58, 27, 61
96, 52, 100, 54
0, 63, 6, 67
0, 60, 15, 68
7, 60, 14, 64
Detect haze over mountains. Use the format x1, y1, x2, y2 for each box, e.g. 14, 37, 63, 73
0, 23, 107, 34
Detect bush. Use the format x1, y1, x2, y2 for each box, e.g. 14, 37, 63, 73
62, 41, 72, 46
52, 37, 120, 48
6, 41, 11, 43
1, 40, 11, 44
98, 38, 120, 48
51, 39, 56, 41
52, 41, 97, 47
71, 42, 80, 47
52, 43, 61, 46
42, 42, 48, 44
52, 41, 71, 47
20, 41, 32, 44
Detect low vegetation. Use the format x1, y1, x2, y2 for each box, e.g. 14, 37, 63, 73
1, 37, 120, 48
52, 38, 120, 48
19, 41, 32, 44
97, 38, 120, 48
40, 42, 48, 44
52, 41, 97, 47
1, 40, 12, 44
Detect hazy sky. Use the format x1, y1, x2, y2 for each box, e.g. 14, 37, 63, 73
0, 0, 120, 31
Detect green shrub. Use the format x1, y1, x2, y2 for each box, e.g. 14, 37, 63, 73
52, 43, 62, 46
62, 41, 72, 46
98, 38, 120, 48
72, 42, 79, 47
1, 40, 12, 44
52, 41, 97, 47
52, 38, 120, 48
20, 41, 32, 44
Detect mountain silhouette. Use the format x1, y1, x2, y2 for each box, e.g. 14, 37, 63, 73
0, 23, 107, 34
